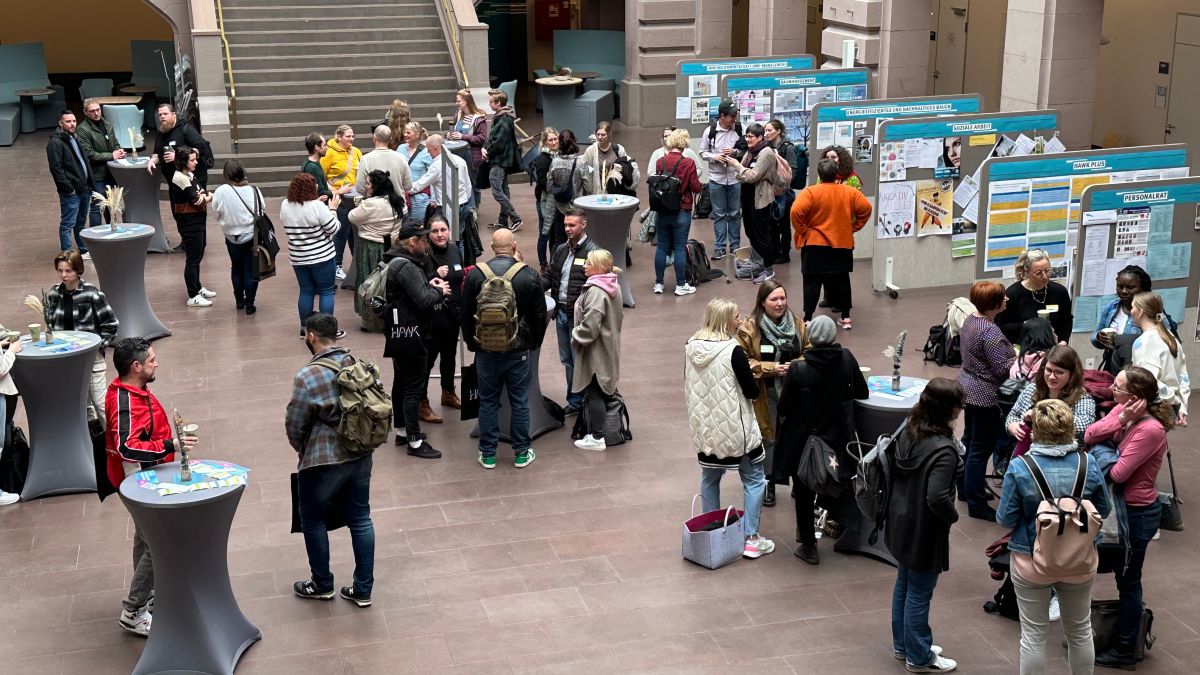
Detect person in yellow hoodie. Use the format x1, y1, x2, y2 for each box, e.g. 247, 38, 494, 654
320, 124, 363, 281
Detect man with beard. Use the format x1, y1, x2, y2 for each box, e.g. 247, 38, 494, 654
146, 102, 213, 188
75, 98, 126, 225
46, 109, 93, 256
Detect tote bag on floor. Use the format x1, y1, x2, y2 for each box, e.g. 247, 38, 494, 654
682, 495, 744, 570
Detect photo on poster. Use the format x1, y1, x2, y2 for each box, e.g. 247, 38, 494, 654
836, 84, 867, 101
773, 89, 806, 113
691, 97, 711, 124
917, 178, 954, 236
805, 87, 836, 109
689, 75, 717, 98
992, 135, 1017, 158
951, 218, 978, 258
934, 136, 962, 179
855, 134, 873, 162
878, 141, 906, 182
778, 111, 810, 146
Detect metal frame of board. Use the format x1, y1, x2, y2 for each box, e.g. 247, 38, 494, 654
870, 111, 1060, 294
718, 68, 871, 151
1071, 177, 1200, 372
807, 95, 984, 261
674, 54, 816, 139
973, 144, 1190, 281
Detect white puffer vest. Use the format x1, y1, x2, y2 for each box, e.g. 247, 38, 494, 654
684, 338, 762, 460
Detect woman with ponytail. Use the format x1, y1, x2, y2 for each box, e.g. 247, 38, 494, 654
348, 169, 406, 314
1130, 292, 1190, 426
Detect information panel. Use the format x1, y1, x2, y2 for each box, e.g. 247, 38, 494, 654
719, 68, 870, 149
674, 55, 816, 138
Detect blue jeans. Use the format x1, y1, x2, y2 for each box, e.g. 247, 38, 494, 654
297, 455, 375, 596
891, 566, 941, 667
58, 191, 90, 252
225, 238, 259, 307
476, 350, 532, 457
555, 311, 583, 409
700, 455, 765, 537
708, 182, 741, 252
1115, 501, 1161, 647
961, 403, 1003, 513
293, 259, 337, 330
654, 210, 691, 286
90, 180, 114, 226
536, 207, 550, 266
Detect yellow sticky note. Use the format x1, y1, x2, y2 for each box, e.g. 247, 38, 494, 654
970, 134, 997, 146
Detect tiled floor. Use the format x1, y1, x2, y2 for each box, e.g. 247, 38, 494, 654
0, 122, 1197, 674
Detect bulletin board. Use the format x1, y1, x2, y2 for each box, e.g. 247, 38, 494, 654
869, 111, 1061, 293
718, 68, 871, 150
674, 55, 816, 139
1071, 177, 1200, 371
974, 145, 1191, 281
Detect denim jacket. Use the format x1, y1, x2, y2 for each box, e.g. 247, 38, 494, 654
1090, 298, 1178, 350
997, 442, 1111, 556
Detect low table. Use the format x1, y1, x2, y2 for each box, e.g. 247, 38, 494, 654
10, 330, 102, 501
536, 77, 583, 131
108, 158, 170, 253
573, 194, 639, 308
14, 88, 54, 134
93, 95, 143, 106
120, 463, 260, 675
79, 224, 171, 341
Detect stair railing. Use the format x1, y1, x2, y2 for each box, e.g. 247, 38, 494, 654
437, 0, 470, 88
215, 0, 240, 150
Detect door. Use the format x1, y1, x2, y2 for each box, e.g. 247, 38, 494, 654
1166, 15, 1200, 169
932, 1, 969, 95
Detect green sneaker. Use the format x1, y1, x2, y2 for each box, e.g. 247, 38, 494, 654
514, 448, 536, 468
478, 452, 496, 470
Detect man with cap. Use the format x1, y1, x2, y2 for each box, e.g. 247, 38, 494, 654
382, 223, 451, 459
698, 99, 746, 261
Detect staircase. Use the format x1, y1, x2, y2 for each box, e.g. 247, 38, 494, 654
218, 0, 463, 195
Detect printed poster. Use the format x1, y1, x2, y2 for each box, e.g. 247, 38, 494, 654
691, 98, 711, 124
935, 137, 962, 179
917, 178, 953, 236
805, 87, 836, 109
1113, 208, 1150, 258
878, 141, 906, 182
834, 122, 854, 149
837, 84, 867, 101
816, 121, 836, 149
877, 181, 916, 239
689, 75, 717, 98
952, 218, 977, 257
773, 89, 806, 113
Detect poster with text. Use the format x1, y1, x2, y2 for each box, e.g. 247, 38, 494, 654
952, 218, 977, 257
879, 141, 906, 182
773, 89, 806, 113
917, 178, 954, 236
805, 87, 836, 109
689, 75, 717, 98
934, 136, 962, 179
877, 181, 916, 239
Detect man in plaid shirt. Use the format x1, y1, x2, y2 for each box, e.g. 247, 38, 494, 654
285, 313, 376, 608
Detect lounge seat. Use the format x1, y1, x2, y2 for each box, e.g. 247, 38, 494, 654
80, 78, 114, 101
0, 105, 18, 146
104, 105, 145, 148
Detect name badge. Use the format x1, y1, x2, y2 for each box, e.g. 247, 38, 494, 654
760, 344, 775, 354
1046, 304, 1059, 312
452, 264, 462, 271
573, 258, 586, 266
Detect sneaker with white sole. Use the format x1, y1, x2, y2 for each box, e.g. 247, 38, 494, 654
674, 284, 696, 296
478, 452, 496, 469
906, 655, 957, 673
508, 218, 523, 232
198, 287, 217, 299
0, 490, 18, 506
1048, 594, 1060, 622
119, 609, 152, 637
894, 645, 943, 661
339, 586, 372, 608
514, 448, 536, 468
293, 579, 335, 600
186, 294, 213, 307
335, 266, 347, 280
80, 251, 92, 261
573, 434, 606, 451
752, 269, 776, 284
743, 535, 775, 559
653, 283, 664, 294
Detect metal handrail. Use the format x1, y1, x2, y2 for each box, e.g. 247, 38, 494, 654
438, 0, 470, 88
214, 0, 240, 150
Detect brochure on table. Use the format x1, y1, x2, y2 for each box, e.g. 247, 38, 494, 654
674, 54, 815, 139
869, 111, 1060, 293
974, 145, 1190, 284
1071, 177, 1200, 371
718, 68, 870, 152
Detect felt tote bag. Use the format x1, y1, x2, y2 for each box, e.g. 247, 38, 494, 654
682, 495, 744, 570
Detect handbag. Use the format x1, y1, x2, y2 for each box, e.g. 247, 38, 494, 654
459, 363, 479, 421
681, 495, 744, 570
289, 472, 348, 534
692, 182, 712, 219
233, 186, 279, 281
0, 422, 29, 495
1159, 451, 1184, 532
797, 432, 844, 498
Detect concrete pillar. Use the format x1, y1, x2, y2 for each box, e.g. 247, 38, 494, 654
746, 0, 807, 56
1000, 0, 1104, 150
819, 1, 881, 86
877, 0, 932, 98
622, 0, 712, 127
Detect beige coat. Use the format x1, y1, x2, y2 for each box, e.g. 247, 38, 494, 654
347, 196, 404, 244
734, 145, 780, 210
571, 276, 623, 395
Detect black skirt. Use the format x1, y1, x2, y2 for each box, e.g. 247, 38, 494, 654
800, 244, 853, 275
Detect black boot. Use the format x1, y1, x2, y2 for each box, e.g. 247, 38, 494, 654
764, 483, 776, 507
1095, 645, 1137, 670
795, 543, 819, 565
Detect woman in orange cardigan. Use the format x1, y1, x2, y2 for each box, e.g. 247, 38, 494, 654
790, 158, 872, 329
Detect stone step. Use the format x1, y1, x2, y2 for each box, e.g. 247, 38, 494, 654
236, 76, 455, 98
235, 103, 450, 127
221, 14, 438, 33
229, 51, 452, 71
228, 39, 448, 57
223, 0, 418, 7
225, 24, 438, 44
232, 114, 450, 146
221, 3, 434, 19
235, 88, 454, 112
234, 64, 455, 85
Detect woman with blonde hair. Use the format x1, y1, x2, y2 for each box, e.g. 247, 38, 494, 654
529, 127, 560, 268
398, 121, 434, 225
684, 298, 775, 559
449, 88, 487, 204
384, 99, 411, 150
1131, 291, 1190, 426
570, 248, 623, 451
995, 248, 1073, 343
652, 128, 703, 296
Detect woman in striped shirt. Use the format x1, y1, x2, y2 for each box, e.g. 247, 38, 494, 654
280, 173, 344, 338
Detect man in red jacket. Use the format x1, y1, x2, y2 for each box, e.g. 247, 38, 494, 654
104, 337, 197, 637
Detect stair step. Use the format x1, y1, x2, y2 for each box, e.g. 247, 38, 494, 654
236, 76, 456, 97
222, 0, 421, 6
232, 115, 451, 143
222, 15, 438, 32
234, 64, 456, 85
225, 24, 438, 44
235, 104, 454, 126
228, 39, 449, 56
235, 89, 456, 112
229, 51, 452, 70
222, 5, 433, 20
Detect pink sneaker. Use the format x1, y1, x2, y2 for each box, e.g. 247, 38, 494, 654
743, 535, 775, 559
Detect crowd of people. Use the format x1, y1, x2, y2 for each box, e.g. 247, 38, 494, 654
13, 92, 1189, 673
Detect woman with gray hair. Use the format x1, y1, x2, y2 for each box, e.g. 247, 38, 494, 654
995, 248, 1073, 343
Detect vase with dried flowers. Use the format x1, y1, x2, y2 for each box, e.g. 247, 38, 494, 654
92, 185, 126, 232
881, 330, 908, 392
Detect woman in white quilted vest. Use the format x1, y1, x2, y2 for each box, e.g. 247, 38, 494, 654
685, 298, 776, 560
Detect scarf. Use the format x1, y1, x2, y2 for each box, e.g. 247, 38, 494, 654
746, 139, 768, 161
759, 311, 798, 396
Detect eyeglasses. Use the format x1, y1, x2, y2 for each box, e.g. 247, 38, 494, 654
1111, 385, 1129, 395
1030, 267, 1051, 277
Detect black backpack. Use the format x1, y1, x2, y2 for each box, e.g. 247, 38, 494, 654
922, 324, 961, 367
684, 239, 724, 286
780, 141, 808, 190
570, 391, 633, 446
647, 156, 683, 212
550, 159, 577, 204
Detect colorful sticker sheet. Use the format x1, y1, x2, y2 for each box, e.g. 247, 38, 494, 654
137, 460, 250, 497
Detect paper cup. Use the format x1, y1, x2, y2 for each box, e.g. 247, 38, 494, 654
181, 423, 199, 438
28, 324, 40, 341
1037, 309, 1052, 319
5, 331, 18, 343
860, 367, 871, 375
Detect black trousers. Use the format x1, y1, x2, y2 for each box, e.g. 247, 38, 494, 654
794, 479, 817, 546
772, 214, 791, 262
740, 188, 775, 269
549, 210, 567, 252
391, 345, 429, 439
583, 376, 610, 437
425, 324, 459, 395
178, 222, 206, 299
802, 272, 852, 320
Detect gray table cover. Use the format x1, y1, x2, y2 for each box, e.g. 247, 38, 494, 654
108, 159, 170, 253
79, 224, 171, 341
573, 194, 638, 308
10, 330, 102, 500
120, 462, 260, 675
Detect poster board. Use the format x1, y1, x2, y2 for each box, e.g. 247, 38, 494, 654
974, 145, 1191, 282
674, 55, 816, 139
1071, 177, 1200, 372
718, 68, 871, 150
869, 111, 1060, 292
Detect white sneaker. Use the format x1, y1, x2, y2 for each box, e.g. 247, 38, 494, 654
335, 266, 347, 280
906, 655, 957, 673
0, 490, 18, 506
653, 283, 664, 294
895, 645, 943, 661
1048, 594, 1061, 622
80, 251, 92, 261
573, 434, 606, 451
119, 609, 152, 637
674, 284, 696, 296
186, 294, 213, 307
743, 535, 775, 559
198, 287, 217, 299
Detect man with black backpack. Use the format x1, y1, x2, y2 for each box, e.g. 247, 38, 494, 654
382, 224, 451, 459
698, 100, 746, 260
286, 314, 381, 609
462, 229, 547, 469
